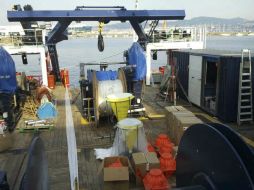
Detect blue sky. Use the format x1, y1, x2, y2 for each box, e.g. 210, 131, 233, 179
1, 0, 254, 25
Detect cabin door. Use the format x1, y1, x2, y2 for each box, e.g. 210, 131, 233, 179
188, 55, 202, 106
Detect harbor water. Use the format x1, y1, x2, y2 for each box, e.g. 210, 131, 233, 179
10, 36, 254, 86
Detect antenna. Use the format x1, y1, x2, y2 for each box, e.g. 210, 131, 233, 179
135, 0, 139, 9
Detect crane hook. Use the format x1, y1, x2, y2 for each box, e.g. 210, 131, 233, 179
98, 22, 105, 52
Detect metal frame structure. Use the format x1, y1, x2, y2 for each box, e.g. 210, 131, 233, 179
7, 7, 185, 81
146, 27, 206, 85
3, 46, 48, 85
146, 41, 204, 85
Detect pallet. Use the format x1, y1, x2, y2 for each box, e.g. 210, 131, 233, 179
18, 124, 54, 133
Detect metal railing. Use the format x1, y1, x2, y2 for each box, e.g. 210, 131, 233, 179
0, 29, 45, 46
26, 75, 43, 85
149, 26, 206, 44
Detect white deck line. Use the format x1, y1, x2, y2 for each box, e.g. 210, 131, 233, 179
65, 89, 79, 190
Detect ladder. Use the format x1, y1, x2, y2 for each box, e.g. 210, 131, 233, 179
237, 49, 253, 125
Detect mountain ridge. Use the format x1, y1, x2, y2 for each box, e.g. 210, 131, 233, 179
101, 17, 254, 30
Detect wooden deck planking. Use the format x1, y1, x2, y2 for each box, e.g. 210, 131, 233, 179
0, 86, 71, 189
72, 105, 105, 190
71, 93, 169, 190
2, 69, 254, 189
0, 86, 171, 189
0, 121, 34, 189
43, 86, 70, 190
72, 100, 107, 190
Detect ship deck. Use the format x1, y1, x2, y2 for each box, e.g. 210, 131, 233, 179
0, 85, 254, 189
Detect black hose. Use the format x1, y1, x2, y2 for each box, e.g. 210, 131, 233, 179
98, 34, 104, 52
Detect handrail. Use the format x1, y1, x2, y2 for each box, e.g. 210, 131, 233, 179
0, 28, 44, 46
148, 26, 206, 43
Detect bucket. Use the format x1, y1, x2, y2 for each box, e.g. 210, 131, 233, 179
155, 134, 171, 149
47, 75, 55, 89
63, 69, 70, 88
159, 142, 174, 156
159, 66, 166, 75
60, 69, 65, 80
107, 158, 123, 168
117, 118, 142, 153
159, 153, 176, 178
143, 169, 169, 190
106, 93, 134, 121
147, 143, 156, 153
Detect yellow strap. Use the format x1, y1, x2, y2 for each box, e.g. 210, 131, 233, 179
98, 22, 104, 33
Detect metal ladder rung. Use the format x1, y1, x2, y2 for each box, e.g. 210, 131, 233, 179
240, 102, 251, 105
241, 93, 251, 95
241, 99, 251, 102
240, 106, 252, 109
239, 112, 252, 115
240, 118, 253, 121
241, 86, 251, 89
239, 118, 253, 122
238, 49, 252, 125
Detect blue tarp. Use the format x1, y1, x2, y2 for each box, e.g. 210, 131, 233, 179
87, 70, 118, 82
37, 102, 57, 119
0, 47, 17, 93
128, 42, 146, 81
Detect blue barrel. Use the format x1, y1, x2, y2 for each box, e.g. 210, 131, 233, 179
96, 70, 118, 81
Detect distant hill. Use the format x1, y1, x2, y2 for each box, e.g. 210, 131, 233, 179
100, 22, 131, 30
98, 17, 254, 30
92, 22, 132, 31
169, 17, 250, 26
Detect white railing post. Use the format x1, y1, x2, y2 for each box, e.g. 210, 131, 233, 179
146, 45, 151, 85
40, 47, 48, 86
